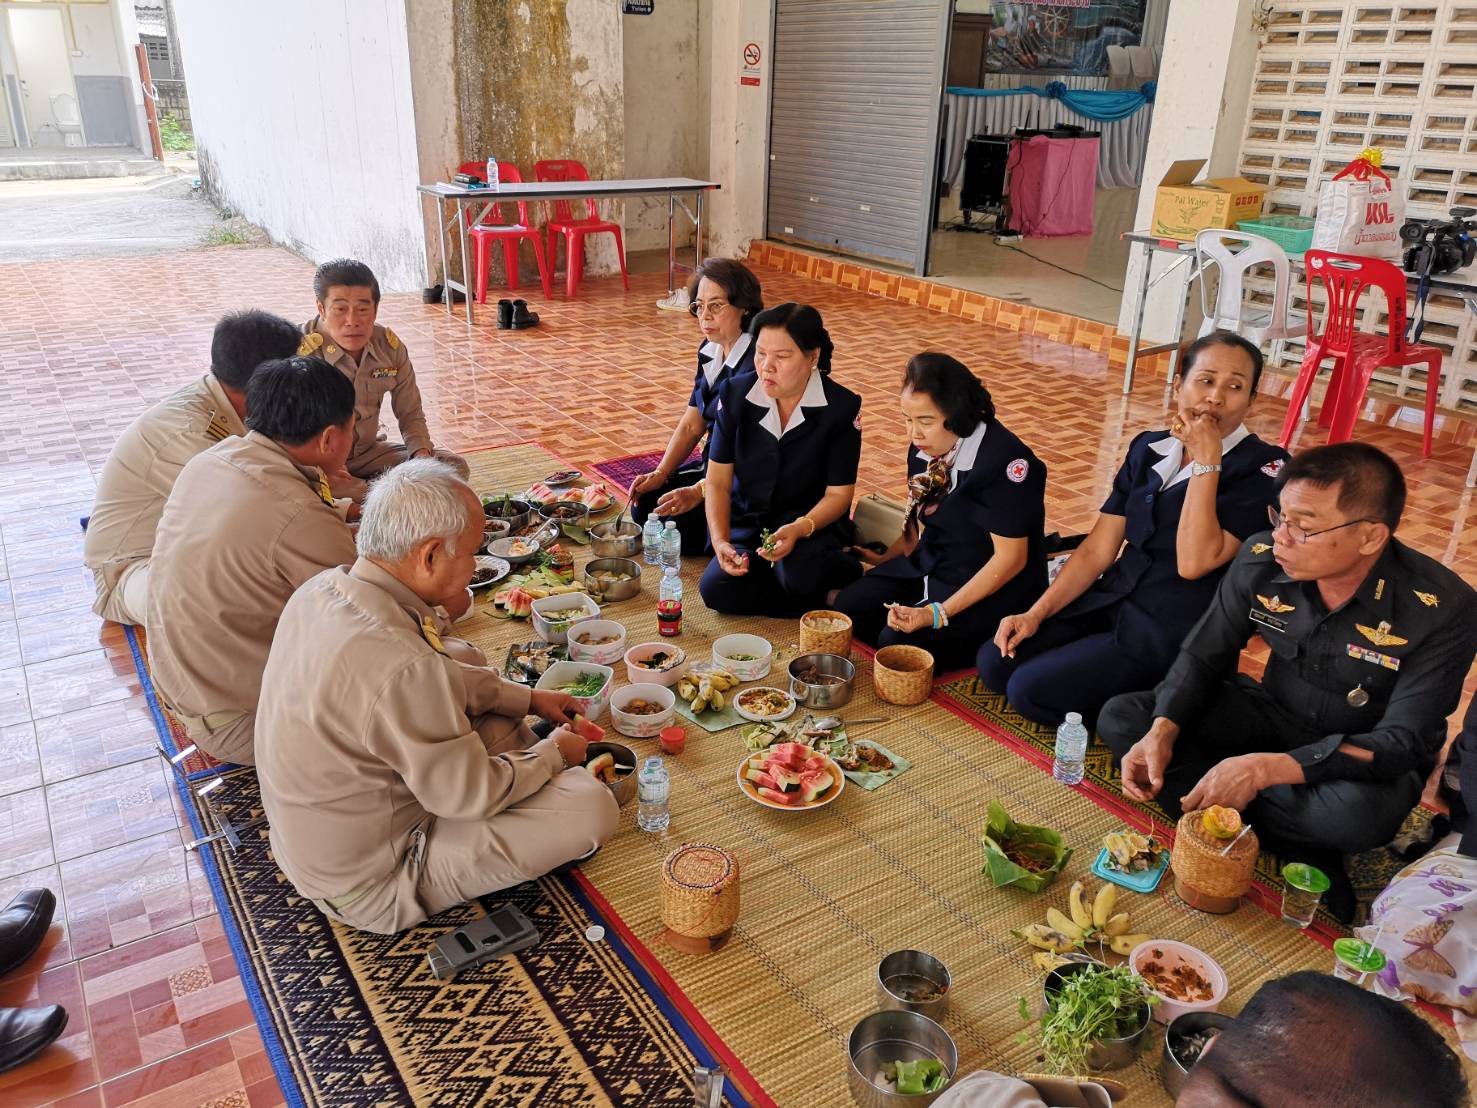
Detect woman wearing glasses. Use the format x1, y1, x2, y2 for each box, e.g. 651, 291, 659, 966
978, 331, 1289, 731
629, 258, 763, 554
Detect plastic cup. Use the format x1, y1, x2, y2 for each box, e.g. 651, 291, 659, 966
1280, 863, 1330, 928
658, 725, 686, 755
1332, 938, 1387, 985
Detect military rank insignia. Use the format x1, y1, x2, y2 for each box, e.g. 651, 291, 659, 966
298, 332, 324, 356
316, 473, 336, 507
1251, 543, 1272, 555
1413, 590, 1439, 607
420, 615, 447, 655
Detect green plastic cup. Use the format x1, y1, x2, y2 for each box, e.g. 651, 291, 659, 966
1332, 938, 1387, 984
1280, 863, 1330, 928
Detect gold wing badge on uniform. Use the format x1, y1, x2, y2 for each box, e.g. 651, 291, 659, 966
297, 332, 324, 356
1413, 590, 1439, 607
1256, 594, 1296, 613
1356, 620, 1408, 647
1251, 543, 1273, 555
419, 615, 447, 655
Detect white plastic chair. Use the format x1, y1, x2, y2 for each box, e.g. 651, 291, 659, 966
1194, 229, 1309, 368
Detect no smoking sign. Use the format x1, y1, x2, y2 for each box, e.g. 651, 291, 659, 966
741, 41, 762, 86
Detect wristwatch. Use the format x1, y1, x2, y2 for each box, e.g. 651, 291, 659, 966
1190, 462, 1222, 478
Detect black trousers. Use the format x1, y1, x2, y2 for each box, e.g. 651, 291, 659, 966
1098, 679, 1424, 856
698, 536, 861, 618
630, 466, 709, 556
832, 571, 1008, 672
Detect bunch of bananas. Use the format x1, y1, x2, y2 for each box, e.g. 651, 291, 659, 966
676, 669, 739, 713
1012, 880, 1152, 972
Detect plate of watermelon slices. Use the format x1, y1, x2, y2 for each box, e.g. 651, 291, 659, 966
736, 743, 845, 811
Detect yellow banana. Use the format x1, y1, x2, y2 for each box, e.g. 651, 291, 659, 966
1103, 912, 1131, 937
1015, 924, 1077, 954
677, 678, 697, 701
1109, 933, 1151, 956
1068, 881, 1092, 932
1092, 883, 1118, 930
1045, 907, 1084, 941
1031, 951, 1072, 973
710, 688, 726, 711
709, 670, 738, 692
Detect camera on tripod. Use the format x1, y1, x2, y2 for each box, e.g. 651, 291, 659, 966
1400, 206, 1476, 277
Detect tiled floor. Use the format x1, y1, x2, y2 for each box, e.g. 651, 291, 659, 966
0, 243, 1472, 1105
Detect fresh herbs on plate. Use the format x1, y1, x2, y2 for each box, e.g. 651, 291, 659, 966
1031, 964, 1155, 1075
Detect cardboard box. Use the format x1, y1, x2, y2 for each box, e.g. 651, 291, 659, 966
1150, 159, 1269, 240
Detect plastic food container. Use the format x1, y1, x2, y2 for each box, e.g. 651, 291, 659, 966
1128, 940, 1228, 1024
566, 620, 627, 665
609, 683, 676, 739
712, 633, 773, 681
534, 660, 613, 721
624, 642, 688, 687
530, 593, 600, 644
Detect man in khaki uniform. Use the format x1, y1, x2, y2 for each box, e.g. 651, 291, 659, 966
84, 310, 302, 625
146, 356, 359, 765
301, 258, 468, 501
256, 459, 618, 935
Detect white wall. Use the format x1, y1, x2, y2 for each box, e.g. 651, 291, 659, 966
173, 0, 426, 291
622, 3, 701, 253
704, 0, 772, 260
71, 3, 126, 76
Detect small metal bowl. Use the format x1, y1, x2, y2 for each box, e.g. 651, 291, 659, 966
480, 519, 512, 551
788, 652, 856, 709
1160, 1010, 1234, 1097
590, 520, 642, 559
584, 557, 642, 602
488, 535, 540, 566
584, 741, 637, 807
483, 497, 534, 532
847, 1009, 957, 1107
877, 950, 950, 1022
1042, 961, 1152, 1071
539, 501, 591, 530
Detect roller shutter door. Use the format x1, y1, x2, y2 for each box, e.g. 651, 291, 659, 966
766, 0, 948, 273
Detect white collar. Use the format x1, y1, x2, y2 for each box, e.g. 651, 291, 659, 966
746, 370, 828, 439
1150, 423, 1251, 489
699, 331, 752, 387
915, 422, 987, 490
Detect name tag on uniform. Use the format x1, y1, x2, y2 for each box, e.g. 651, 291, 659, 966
1249, 608, 1287, 633
1346, 643, 1401, 671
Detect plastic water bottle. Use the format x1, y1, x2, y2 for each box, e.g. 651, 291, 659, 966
660, 520, 681, 569
1053, 712, 1089, 786
660, 563, 683, 604
637, 756, 671, 831
642, 516, 663, 565
485, 155, 500, 192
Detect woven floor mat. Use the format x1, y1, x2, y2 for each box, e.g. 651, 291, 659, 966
457, 503, 1473, 1105
588, 449, 701, 494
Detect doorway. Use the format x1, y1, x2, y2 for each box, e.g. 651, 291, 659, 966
8, 6, 81, 147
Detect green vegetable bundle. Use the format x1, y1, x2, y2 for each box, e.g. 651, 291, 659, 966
981, 800, 1071, 893
1033, 964, 1154, 1075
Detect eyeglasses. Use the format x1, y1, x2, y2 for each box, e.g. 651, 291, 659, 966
689, 299, 731, 319
1266, 505, 1376, 544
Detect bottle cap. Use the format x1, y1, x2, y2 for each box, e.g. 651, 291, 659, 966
644, 756, 663, 769
1065, 712, 1082, 725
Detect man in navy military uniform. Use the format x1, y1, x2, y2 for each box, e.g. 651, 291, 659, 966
1099, 443, 1477, 918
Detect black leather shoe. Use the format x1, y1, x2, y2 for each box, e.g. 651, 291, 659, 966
510, 299, 540, 330
0, 889, 55, 979
0, 1005, 67, 1074
496, 298, 514, 329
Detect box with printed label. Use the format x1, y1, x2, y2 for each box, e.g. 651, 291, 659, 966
1150, 159, 1269, 241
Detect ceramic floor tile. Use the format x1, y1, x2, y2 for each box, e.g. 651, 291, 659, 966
10, 566, 97, 621
97, 1035, 247, 1108
5, 529, 86, 583
60, 829, 203, 961
0, 961, 99, 1108
0, 666, 34, 725
35, 698, 163, 786
24, 650, 142, 721
17, 606, 109, 666
0, 719, 41, 796
0, 619, 21, 671
46, 759, 177, 863
0, 786, 54, 878
0, 864, 71, 971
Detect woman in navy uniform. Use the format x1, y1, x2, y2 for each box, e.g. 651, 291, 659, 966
832, 353, 1047, 670
629, 259, 763, 555
978, 331, 1289, 729
700, 303, 862, 616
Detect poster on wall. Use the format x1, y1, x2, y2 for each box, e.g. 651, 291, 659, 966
985, 1, 1148, 75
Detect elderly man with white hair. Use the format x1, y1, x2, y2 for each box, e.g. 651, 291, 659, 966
255, 458, 618, 935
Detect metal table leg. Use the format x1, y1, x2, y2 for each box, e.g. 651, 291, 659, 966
433, 195, 452, 319
1163, 255, 1198, 394
1122, 241, 1154, 394
454, 197, 475, 324
667, 194, 677, 295
695, 189, 705, 270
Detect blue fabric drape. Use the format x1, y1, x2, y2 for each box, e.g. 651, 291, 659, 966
943, 83, 1154, 123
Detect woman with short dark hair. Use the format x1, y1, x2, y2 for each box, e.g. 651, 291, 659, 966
831, 352, 1047, 669
699, 302, 863, 616
978, 330, 1290, 730
630, 257, 764, 554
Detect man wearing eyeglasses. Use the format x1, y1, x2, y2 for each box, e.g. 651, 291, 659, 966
1099, 443, 1476, 919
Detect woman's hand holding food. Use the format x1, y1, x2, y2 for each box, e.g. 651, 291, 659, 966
759, 524, 800, 562
993, 611, 1042, 658
715, 541, 750, 577
885, 603, 933, 633
656, 483, 703, 517
629, 468, 668, 498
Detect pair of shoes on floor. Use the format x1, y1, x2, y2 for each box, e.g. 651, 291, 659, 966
0, 888, 69, 1075
497, 299, 539, 330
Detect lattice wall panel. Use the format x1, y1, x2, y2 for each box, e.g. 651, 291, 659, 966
1238, 2, 1477, 414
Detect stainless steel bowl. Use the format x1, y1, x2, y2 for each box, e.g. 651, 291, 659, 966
847, 1009, 958, 1107
590, 520, 642, 559
788, 652, 856, 709
584, 557, 643, 602
539, 501, 591, 530
876, 950, 950, 1022
483, 497, 534, 532
584, 741, 637, 807
488, 536, 539, 566
1160, 1010, 1234, 1097
1043, 961, 1152, 1071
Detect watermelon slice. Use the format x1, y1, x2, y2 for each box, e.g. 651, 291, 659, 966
744, 767, 781, 790
768, 750, 807, 774
572, 714, 604, 742
801, 755, 829, 774
773, 742, 809, 760
769, 766, 801, 792
757, 786, 799, 806
799, 773, 831, 803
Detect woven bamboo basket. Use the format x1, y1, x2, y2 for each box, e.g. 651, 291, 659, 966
873, 645, 934, 706
799, 609, 853, 656
1170, 811, 1258, 914
660, 843, 740, 953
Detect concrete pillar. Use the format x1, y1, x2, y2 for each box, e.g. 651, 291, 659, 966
1117, 0, 1259, 344
407, 0, 459, 288
703, 0, 772, 261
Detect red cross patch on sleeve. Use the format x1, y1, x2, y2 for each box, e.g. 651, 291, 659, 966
853, 414, 862, 430
1261, 459, 1285, 478
1006, 458, 1029, 483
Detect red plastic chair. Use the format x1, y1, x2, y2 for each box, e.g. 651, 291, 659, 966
455, 161, 553, 302
1279, 250, 1444, 456
533, 159, 629, 297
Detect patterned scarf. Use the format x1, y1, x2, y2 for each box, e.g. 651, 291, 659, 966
905, 440, 961, 535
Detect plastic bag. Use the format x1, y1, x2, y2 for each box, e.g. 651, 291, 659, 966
1310, 147, 1404, 259
981, 800, 1072, 892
